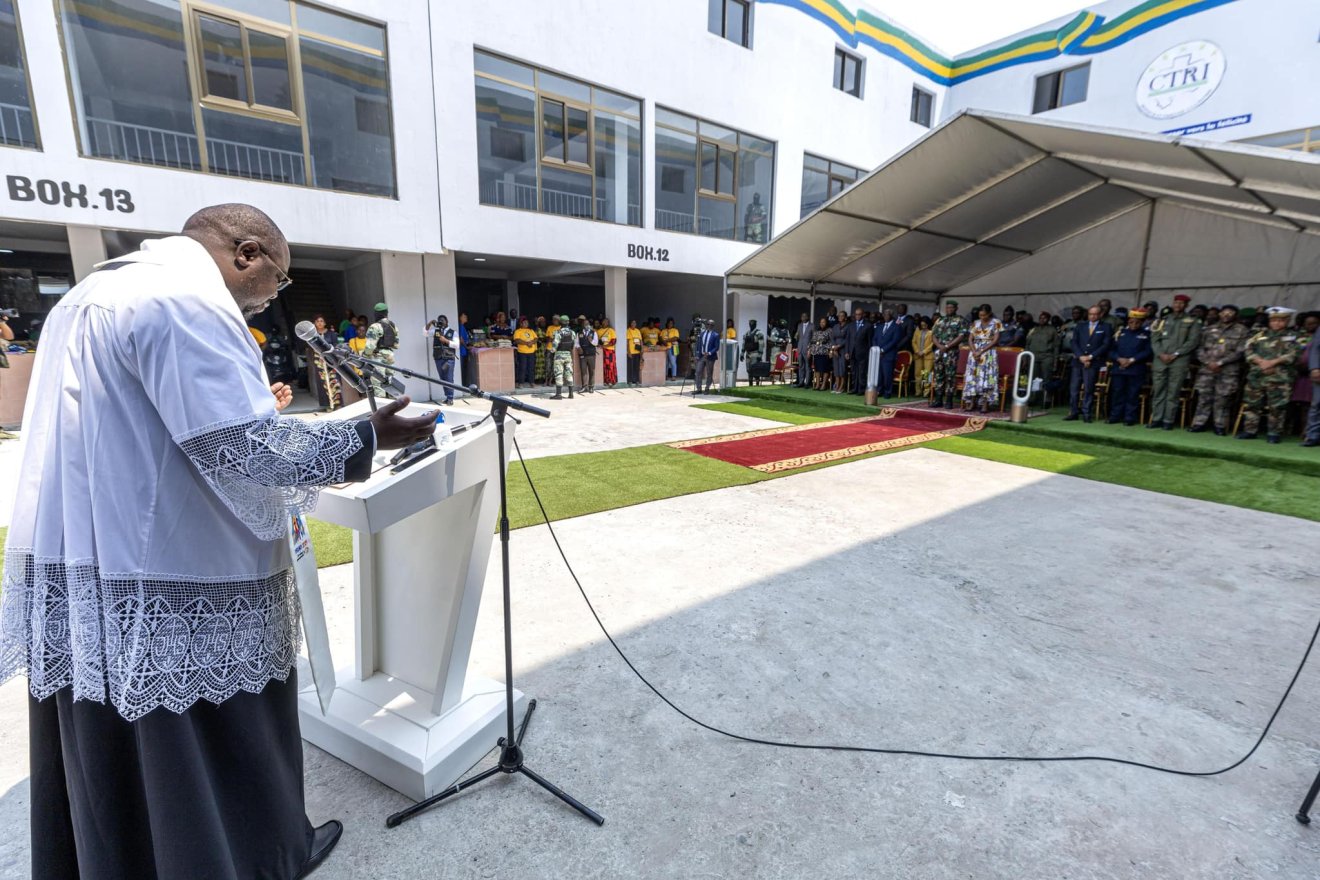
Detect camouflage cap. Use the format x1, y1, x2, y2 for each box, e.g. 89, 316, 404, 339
374, 302, 388, 312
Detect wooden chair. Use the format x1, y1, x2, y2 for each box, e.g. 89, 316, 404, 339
893, 351, 912, 397
769, 351, 791, 384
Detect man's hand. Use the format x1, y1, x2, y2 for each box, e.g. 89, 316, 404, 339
1159, 353, 1175, 364
270, 382, 293, 411
1208, 362, 1220, 374
369, 396, 440, 449
1311, 368, 1320, 382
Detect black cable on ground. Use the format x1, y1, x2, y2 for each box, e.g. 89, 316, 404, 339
511, 436, 1317, 778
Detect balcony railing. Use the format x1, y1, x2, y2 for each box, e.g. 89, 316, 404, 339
655, 209, 712, 236
0, 102, 37, 148
490, 179, 641, 226
86, 117, 307, 186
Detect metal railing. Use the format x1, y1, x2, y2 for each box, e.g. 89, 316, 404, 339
655, 209, 712, 235
0, 102, 37, 148
489, 179, 640, 226
86, 116, 307, 185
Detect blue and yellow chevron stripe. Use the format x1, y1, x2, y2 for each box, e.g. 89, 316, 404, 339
760, 0, 1240, 85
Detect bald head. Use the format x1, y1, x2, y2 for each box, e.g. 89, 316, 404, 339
182, 203, 290, 318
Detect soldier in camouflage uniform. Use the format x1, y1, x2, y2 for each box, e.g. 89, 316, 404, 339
929, 300, 968, 408
549, 314, 577, 400
1188, 304, 1250, 435
1147, 294, 1202, 429
363, 301, 399, 397
742, 319, 765, 384
1237, 307, 1307, 443
767, 319, 791, 364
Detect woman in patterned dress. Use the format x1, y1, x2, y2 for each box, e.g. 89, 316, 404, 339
912, 316, 934, 393
533, 315, 548, 384
599, 317, 619, 387
962, 304, 1002, 413
810, 317, 832, 390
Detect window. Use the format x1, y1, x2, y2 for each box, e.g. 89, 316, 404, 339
0, 0, 38, 148
1032, 63, 1090, 114
655, 107, 774, 242
1238, 127, 1320, 154
801, 153, 862, 218
475, 50, 641, 226
910, 86, 933, 127
833, 48, 863, 98
708, 0, 750, 48
56, 0, 396, 196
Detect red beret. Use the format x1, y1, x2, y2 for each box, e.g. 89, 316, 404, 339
1173, 294, 1191, 303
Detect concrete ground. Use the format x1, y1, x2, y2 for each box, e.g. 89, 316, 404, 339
3, 403, 1320, 877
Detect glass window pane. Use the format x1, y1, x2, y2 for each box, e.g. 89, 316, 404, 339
698, 120, 735, 146
592, 87, 639, 117
1032, 72, 1058, 113
828, 176, 846, 197
699, 195, 735, 239
656, 107, 695, 131
742, 134, 774, 155
843, 56, 858, 95
707, 0, 722, 36
726, 0, 746, 45
594, 111, 640, 226
800, 166, 828, 217
1060, 64, 1089, 107
475, 50, 534, 86
249, 30, 292, 111
0, 0, 37, 148
296, 3, 384, 53
59, 0, 200, 170
804, 153, 829, 173
199, 15, 248, 103
736, 147, 773, 242
222, 0, 289, 25
718, 146, 735, 195
475, 76, 536, 210
656, 127, 697, 232
834, 50, 844, 90
699, 141, 717, 192
566, 104, 589, 165
541, 99, 564, 161
539, 163, 593, 219
302, 36, 396, 196
537, 70, 590, 103
201, 107, 303, 184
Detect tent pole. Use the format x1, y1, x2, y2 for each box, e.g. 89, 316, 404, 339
1134, 200, 1156, 307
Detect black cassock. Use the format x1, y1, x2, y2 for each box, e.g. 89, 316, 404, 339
31, 675, 311, 880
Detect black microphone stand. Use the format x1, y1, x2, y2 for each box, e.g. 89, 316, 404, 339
336, 352, 605, 829
1296, 769, 1320, 824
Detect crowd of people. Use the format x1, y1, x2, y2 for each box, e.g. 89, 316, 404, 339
767, 299, 1320, 446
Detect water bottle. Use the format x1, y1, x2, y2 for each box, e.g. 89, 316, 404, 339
433, 410, 452, 450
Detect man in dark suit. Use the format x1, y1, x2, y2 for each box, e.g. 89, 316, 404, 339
693, 319, 721, 394
795, 312, 812, 387
1065, 305, 1113, 422
872, 309, 905, 398
844, 307, 871, 395
895, 303, 916, 351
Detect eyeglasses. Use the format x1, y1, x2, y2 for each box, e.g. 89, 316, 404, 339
235, 238, 293, 291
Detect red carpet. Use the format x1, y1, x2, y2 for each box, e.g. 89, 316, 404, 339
671, 408, 987, 473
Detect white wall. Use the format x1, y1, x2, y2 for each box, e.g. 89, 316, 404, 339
429, 0, 943, 279
943, 0, 1320, 143
8, 0, 441, 252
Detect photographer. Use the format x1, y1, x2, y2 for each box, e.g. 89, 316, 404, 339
426, 314, 460, 405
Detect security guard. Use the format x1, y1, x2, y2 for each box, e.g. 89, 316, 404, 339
549, 314, 577, 400
1024, 317, 1060, 405
1188, 304, 1250, 435
767, 319, 791, 364
1237, 306, 1307, 443
1106, 308, 1152, 425
742, 318, 764, 363
1147, 293, 1201, 429
363, 301, 399, 396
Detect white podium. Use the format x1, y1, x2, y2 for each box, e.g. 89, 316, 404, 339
297, 400, 525, 800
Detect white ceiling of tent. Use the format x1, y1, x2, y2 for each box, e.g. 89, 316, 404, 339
727, 110, 1320, 301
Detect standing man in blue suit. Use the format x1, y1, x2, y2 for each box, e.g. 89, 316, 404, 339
693, 318, 721, 394
1106, 308, 1152, 425
845, 307, 871, 395
1064, 305, 1112, 422
872, 309, 905, 398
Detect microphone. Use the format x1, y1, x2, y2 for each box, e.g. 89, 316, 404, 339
294, 320, 368, 394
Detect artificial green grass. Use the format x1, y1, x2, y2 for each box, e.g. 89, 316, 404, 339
926, 431, 1320, 522
993, 412, 1320, 477
307, 517, 353, 567
694, 400, 840, 424
725, 383, 926, 413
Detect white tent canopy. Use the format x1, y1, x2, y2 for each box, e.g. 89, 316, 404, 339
727, 110, 1320, 314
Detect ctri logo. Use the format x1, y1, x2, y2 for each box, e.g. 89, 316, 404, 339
1136, 41, 1226, 119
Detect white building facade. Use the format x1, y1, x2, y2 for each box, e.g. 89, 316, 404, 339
0, 0, 1316, 400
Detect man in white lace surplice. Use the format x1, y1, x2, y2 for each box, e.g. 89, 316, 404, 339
1, 204, 437, 880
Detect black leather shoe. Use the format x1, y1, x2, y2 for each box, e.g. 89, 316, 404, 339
1083, 416, 1093, 423
1107, 419, 1120, 424
1062, 413, 1079, 421
1187, 424, 1207, 433
1267, 434, 1281, 444
1146, 421, 1163, 429
1235, 431, 1256, 440
1124, 421, 1136, 427
1213, 427, 1225, 436
297, 820, 343, 879
1162, 424, 1174, 431
1302, 438, 1320, 447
